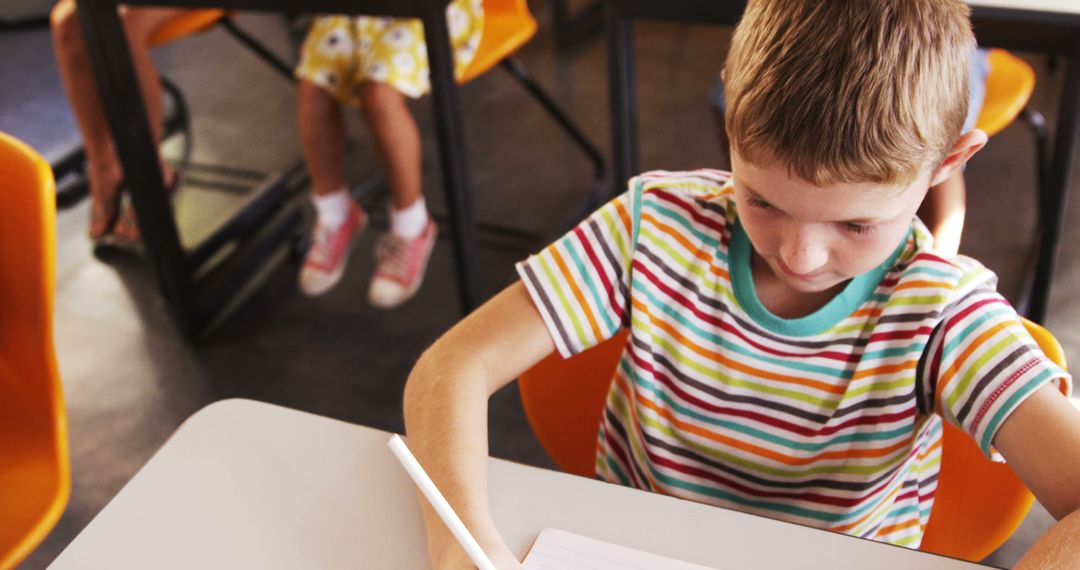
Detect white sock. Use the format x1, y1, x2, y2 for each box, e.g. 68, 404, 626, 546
313, 188, 353, 229
390, 197, 428, 240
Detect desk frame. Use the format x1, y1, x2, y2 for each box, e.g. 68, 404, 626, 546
77, 0, 479, 338
605, 0, 1080, 324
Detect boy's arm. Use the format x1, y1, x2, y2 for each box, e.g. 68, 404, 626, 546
992, 384, 1080, 568
403, 281, 556, 569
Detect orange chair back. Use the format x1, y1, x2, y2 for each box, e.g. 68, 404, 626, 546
976, 49, 1036, 138
0, 132, 70, 570
148, 9, 227, 47
458, 0, 537, 84
519, 318, 1063, 562
518, 330, 628, 477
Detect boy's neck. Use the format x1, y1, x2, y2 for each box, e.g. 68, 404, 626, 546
749, 252, 849, 319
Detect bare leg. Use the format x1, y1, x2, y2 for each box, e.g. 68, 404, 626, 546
297, 80, 348, 197
357, 82, 422, 210
917, 171, 967, 257
50, 0, 181, 238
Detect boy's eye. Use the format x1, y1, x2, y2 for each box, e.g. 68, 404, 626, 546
747, 197, 773, 210
843, 222, 874, 235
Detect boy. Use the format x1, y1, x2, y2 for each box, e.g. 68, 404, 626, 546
403, 1, 1080, 568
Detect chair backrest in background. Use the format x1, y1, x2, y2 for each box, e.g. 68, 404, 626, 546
976, 48, 1036, 138
458, 0, 537, 84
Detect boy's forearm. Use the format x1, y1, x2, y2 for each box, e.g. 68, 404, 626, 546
403, 348, 511, 566
1017, 507, 1080, 569
402, 282, 556, 568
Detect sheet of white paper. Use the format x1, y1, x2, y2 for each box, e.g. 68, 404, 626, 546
522, 528, 718, 570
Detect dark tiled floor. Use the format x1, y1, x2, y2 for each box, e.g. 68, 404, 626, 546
2, 6, 1079, 569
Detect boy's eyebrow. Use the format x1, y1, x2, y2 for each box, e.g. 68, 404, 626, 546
742, 184, 886, 225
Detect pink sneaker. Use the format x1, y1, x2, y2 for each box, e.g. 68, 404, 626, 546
299, 202, 367, 297
368, 219, 437, 309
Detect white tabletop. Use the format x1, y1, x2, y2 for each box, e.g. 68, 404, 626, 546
50, 399, 984, 569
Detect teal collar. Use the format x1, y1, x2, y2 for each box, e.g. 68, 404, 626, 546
729, 220, 908, 337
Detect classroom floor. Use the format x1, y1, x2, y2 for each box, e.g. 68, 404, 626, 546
2, 6, 1078, 568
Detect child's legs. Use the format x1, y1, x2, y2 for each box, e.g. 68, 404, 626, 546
120, 6, 181, 148
50, 1, 179, 184
357, 81, 422, 211
297, 79, 347, 197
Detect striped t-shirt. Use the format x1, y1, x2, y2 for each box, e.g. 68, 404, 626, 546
516, 169, 1071, 547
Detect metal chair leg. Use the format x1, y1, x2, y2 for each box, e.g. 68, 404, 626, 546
218, 16, 296, 81
1014, 106, 1049, 318
499, 57, 608, 229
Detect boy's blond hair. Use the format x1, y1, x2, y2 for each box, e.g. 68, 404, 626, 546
724, 0, 976, 187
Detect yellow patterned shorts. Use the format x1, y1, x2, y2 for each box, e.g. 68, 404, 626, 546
296, 1, 484, 107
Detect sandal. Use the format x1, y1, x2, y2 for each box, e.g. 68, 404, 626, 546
88, 183, 123, 243
99, 168, 181, 250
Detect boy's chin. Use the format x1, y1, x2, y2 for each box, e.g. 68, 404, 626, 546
774, 270, 848, 295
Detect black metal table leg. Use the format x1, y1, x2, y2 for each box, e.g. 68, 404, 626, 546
606, 3, 637, 191
1027, 57, 1080, 324
422, 1, 480, 313
76, 0, 197, 335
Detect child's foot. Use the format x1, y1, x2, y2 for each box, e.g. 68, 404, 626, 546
87, 166, 124, 241
102, 168, 179, 248
88, 187, 122, 241
299, 202, 367, 296
106, 193, 142, 247
367, 219, 436, 309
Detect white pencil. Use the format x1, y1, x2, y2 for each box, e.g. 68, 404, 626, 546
388, 434, 498, 570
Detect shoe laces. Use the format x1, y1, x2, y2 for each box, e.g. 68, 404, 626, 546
309, 225, 336, 267
375, 234, 411, 279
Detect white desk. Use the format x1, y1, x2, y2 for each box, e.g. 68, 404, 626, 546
50, 399, 983, 569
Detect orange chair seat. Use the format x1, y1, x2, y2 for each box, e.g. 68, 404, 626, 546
148, 9, 227, 47
975, 48, 1036, 138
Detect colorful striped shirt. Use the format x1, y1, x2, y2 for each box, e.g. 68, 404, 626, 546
516, 169, 1071, 547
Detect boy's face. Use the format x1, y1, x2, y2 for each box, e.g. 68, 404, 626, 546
731, 150, 930, 295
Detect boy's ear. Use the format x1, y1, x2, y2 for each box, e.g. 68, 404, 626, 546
929, 130, 989, 187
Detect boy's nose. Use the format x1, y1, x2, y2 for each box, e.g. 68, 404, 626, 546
779, 228, 828, 276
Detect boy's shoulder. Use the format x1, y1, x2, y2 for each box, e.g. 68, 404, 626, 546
900, 221, 999, 299
630, 169, 736, 221
632, 169, 734, 200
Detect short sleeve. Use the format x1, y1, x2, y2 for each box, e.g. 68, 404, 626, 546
515, 180, 642, 358
919, 266, 1072, 460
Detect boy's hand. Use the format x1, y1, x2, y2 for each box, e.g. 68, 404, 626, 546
427, 534, 523, 569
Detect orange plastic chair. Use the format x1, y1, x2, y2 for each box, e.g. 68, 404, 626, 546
459, 0, 539, 83
977, 49, 1039, 140
146, 9, 227, 47
0, 132, 70, 570
519, 318, 1065, 562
